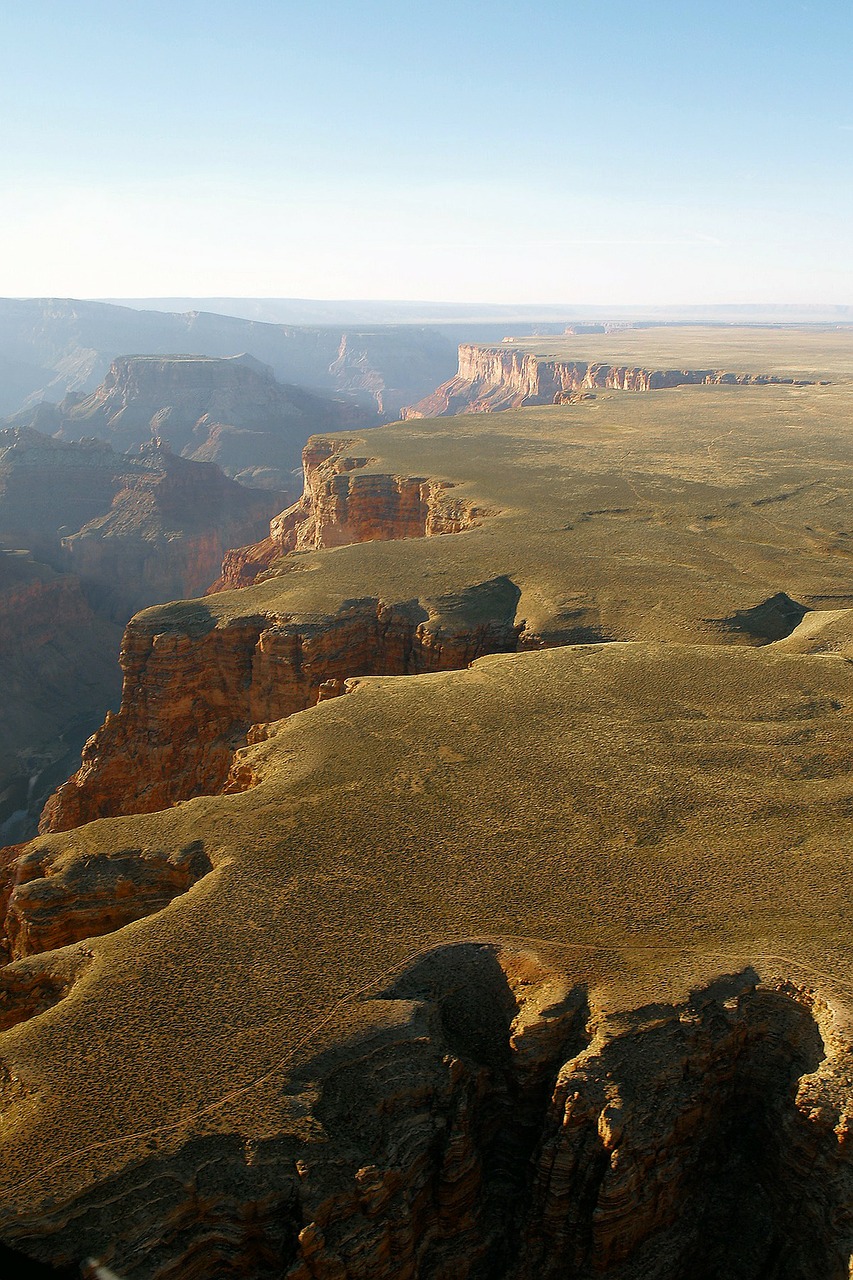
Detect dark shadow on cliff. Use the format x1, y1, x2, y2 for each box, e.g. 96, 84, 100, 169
707, 592, 810, 644
0, 1242, 80, 1279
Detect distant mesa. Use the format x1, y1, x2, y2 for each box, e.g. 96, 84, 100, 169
6, 354, 352, 495
0, 297, 461, 420
404, 343, 817, 418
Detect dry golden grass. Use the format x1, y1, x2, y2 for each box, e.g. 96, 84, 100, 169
4, 327, 853, 1218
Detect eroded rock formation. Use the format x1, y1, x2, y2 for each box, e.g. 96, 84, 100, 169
5, 946, 852, 1280
40, 577, 522, 831
37, 354, 352, 493
0, 297, 458, 421
0, 426, 283, 618
213, 437, 488, 591
403, 344, 814, 418
61, 439, 284, 619
1, 840, 212, 962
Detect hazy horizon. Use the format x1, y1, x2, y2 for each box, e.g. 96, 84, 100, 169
3, 1, 852, 304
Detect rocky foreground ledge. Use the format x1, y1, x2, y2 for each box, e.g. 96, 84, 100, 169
3, 635, 853, 1277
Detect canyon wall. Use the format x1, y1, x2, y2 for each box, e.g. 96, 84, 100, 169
0, 552, 123, 841
43, 354, 353, 492
213, 438, 488, 591
403, 344, 813, 417
5, 946, 852, 1279
40, 434, 506, 831
61, 440, 283, 618
39, 576, 521, 832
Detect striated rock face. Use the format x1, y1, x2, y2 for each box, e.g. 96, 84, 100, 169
0, 427, 129, 560
7, 947, 853, 1280
1, 840, 212, 962
213, 437, 488, 592
403, 344, 815, 417
42, 429, 494, 828
512, 977, 841, 1280
40, 576, 522, 831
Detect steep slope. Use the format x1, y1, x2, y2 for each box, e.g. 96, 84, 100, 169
60, 441, 284, 619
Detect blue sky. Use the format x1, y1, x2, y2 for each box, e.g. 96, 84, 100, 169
2, 0, 852, 302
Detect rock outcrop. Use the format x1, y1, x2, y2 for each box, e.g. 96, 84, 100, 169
403, 344, 814, 417
213, 437, 489, 591
1, 840, 212, 963
5, 946, 853, 1280
40, 576, 522, 831
38, 431, 507, 831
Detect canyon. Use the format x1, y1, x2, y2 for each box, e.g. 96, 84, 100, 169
0, 426, 282, 840
5, 327, 853, 1278
0, 298, 460, 420
10, 354, 352, 494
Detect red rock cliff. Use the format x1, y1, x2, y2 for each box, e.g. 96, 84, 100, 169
213, 436, 489, 592
40, 574, 521, 832
403, 344, 813, 417
7, 948, 853, 1279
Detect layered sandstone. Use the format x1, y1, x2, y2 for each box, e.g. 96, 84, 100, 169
403, 343, 814, 417
5, 946, 853, 1279
213, 437, 488, 591
5, 335, 853, 1278
40, 576, 521, 831
0, 298, 459, 420
1, 840, 212, 962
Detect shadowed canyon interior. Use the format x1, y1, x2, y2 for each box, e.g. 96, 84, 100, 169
4, 327, 853, 1277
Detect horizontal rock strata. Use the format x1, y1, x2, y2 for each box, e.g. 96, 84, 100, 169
1, 840, 212, 961
5, 947, 852, 1280
40, 577, 522, 831
403, 344, 815, 417
212, 437, 488, 592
